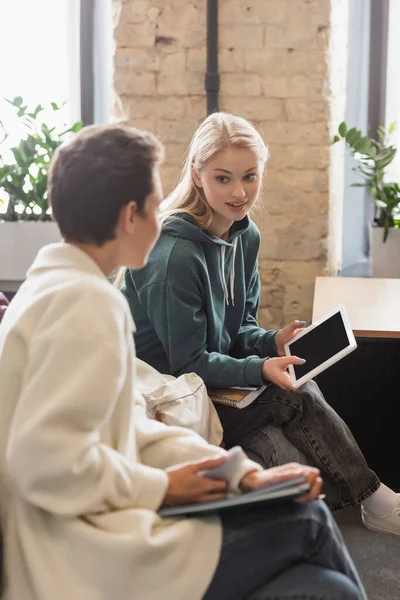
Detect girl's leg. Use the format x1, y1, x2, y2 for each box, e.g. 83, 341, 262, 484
216, 380, 380, 511
203, 500, 366, 600
234, 423, 309, 469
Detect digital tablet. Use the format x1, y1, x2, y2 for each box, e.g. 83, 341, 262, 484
158, 477, 310, 518
284, 305, 357, 389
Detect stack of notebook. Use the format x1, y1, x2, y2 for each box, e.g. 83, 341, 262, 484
207, 384, 269, 409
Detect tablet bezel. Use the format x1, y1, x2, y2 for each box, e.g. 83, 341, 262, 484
284, 305, 357, 389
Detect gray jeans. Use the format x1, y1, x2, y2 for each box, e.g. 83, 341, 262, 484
215, 381, 380, 511
203, 500, 366, 600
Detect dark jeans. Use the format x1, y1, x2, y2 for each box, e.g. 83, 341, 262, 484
203, 500, 366, 600
215, 381, 380, 511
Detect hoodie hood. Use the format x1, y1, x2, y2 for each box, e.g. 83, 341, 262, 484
163, 215, 250, 306
163, 213, 250, 246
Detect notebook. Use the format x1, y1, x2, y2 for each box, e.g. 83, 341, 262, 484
207, 384, 268, 408
158, 476, 310, 518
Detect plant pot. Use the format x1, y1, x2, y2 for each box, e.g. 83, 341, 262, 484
370, 227, 400, 278
0, 221, 61, 282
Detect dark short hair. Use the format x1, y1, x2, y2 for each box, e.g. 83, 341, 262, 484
48, 123, 164, 245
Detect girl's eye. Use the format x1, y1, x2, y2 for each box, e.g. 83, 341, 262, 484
216, 176, 230, 183
244, 173, 257, 182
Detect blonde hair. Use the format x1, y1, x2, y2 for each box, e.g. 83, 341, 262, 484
161, 112, 269, 228
112, 267, 125, 289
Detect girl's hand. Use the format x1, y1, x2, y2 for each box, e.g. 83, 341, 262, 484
274, 320, 306, 356
262, 356, 305, 391
239, 463, 322, 503
162, 456, 228, 506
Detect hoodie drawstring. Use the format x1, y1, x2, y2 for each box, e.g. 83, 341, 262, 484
220, 246, 229, 305
220, 238, 237, 306
230, 238, 237, 306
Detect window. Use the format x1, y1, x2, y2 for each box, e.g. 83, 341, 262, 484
385, 0, 400, 183
0, 0, 81, 157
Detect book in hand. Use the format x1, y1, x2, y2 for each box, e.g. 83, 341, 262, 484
207, 384, 269, 409
158, 477, 310, 518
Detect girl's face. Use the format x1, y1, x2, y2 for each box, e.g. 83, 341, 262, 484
192, 146, 263, 236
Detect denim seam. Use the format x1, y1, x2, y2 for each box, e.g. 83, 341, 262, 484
299, 420, 381, 509
226, 429, 278, 468
328, 478, 381, 513
298, 422, 346, 484
265, 394, 369, 504
249, 428, 278, 467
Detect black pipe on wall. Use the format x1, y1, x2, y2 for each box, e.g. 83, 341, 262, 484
80, 0, 95, 125
368, 0, 389, 138
205, 0, 220, 115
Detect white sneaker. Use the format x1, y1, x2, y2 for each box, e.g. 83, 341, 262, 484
361, 496, 400, 536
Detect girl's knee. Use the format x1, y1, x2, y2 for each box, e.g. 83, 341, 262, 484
299, 379, 324, 400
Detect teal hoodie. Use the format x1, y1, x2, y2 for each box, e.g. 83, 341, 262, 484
122, 215, 278, 388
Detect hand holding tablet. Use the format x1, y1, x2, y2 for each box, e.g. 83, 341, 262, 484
284, 305, 357, 389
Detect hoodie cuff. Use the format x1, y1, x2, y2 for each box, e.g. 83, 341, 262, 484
265, 330, 279, 357
242, 356, 265, 386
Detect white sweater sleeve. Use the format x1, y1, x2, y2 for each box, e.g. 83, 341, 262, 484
134, 401, 262, 492
6, 331, 168, 517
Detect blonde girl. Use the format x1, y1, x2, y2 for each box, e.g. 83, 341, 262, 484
122, 112, 400, 534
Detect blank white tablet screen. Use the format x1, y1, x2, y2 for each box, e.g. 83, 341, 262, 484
288, 311, 350, 380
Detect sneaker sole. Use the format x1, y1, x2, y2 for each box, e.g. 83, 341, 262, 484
362, 517, 400, 536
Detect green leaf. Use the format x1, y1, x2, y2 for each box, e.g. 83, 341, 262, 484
354, 138, 374, 155
60, 121, 83, 136
354, 165, 374, 178
17, 106, 28, 117
377, 126, 386, 143
375, 150, 397, 169
11, 147, 26, 167
11, 96, 23, 107
1, 97, 82, 220
338, 121, 347, 137
332, 135, 341, 144
375, 147, 395, 161
388, 122, 397, 134
366, 145, 377, 158
34, 104, 44, 117
346, 127, 362, 148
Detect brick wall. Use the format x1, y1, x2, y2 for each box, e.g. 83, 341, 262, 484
113, 0, 349, 328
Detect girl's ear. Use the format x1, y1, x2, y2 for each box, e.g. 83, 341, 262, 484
191, 163, 203, 188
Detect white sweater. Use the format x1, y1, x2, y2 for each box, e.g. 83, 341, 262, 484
0, 243, 259, 600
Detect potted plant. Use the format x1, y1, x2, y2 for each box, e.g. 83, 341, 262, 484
0, 97, 82, 283
333, 121, 400, 278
